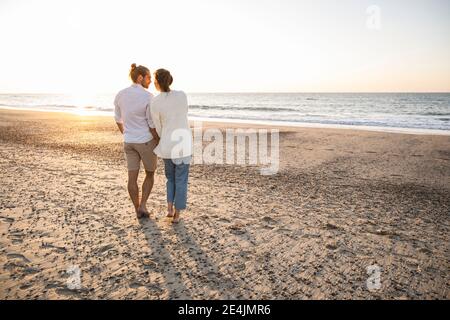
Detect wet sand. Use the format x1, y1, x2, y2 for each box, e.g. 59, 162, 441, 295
0, 109, 449, 299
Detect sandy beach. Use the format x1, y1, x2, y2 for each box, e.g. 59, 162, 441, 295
0, 108, 449, 299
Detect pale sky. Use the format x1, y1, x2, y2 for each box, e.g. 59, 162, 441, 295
0, 0, 449, 93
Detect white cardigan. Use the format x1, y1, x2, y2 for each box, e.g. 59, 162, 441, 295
150, 90, 193, 159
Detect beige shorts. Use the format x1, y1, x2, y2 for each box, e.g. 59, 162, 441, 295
124, 140, 158, 172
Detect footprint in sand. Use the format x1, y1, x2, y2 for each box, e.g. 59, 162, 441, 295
56, 288, 84, 296
418, 247, 432, 255
7, 253, 31, 263
326, 243, 338, 250
261, 216, 277, 224
45, 283, 61, 289
20, 284, 33, 290
366, 228, 396, 237
141, 258, 158, 269
324, 223, 341, 231
274, 227, 292, 235
0, 216, 14, 223
97, 243, 115, 254
228, 223, 247, 235
41, 242, 67, 253
8, 232, 24, 244
129, 281, 146, 289
5, 253, 40, 274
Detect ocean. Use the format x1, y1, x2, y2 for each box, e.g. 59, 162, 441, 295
0, 92, 449, 133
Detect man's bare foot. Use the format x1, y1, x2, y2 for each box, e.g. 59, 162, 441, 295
138, 205, 151, 218
136, 209, 150, 219
166, 210, 174, 218
172, 211, 180, 224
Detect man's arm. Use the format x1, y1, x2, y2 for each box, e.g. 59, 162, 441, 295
114, 93, 124, 134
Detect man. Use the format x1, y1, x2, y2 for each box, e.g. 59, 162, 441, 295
114, 63, 160, 218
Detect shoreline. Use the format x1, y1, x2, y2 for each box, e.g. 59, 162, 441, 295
1, 106, 449, 136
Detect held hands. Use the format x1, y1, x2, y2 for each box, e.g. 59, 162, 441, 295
149, 127, 160, 144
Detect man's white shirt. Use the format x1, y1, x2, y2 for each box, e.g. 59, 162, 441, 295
114, 83, 155, 143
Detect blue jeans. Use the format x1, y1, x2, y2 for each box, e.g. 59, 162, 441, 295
163, 156, 191, 210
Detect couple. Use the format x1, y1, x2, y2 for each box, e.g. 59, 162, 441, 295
114, 63, 192, 223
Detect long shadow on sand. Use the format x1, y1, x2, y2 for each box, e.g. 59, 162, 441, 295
171, 220, 246, 299
139, 215, 247, 299
138, 217, 191, 299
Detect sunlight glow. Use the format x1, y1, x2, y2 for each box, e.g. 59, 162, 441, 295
0, 0, 449, 93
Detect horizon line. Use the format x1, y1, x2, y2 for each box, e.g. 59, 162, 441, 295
0, 91, 449, 95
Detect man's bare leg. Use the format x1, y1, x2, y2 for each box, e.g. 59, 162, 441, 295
127, 170, 141, 217
138, 170, 154, 216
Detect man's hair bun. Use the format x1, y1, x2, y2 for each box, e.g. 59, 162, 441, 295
129, 63, 150, 83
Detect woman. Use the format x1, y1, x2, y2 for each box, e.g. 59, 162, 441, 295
151, 69, 192, 223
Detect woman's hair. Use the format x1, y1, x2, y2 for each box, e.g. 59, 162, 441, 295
154, 68, 173, 92
129, 63, 150, 83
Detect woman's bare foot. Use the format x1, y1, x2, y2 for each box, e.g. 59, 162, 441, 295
172, 210, 181, 223
166, 203, 174, 218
